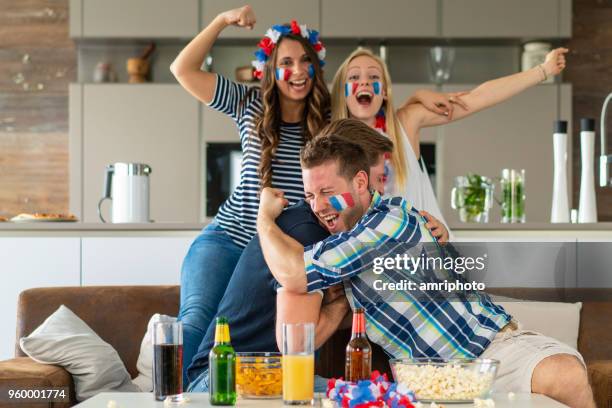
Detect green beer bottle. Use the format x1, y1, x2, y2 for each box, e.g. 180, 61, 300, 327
209, 317, 236, 405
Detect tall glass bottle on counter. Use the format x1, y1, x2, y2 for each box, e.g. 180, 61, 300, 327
345, 308, 371, 382
209, 317, 236, 406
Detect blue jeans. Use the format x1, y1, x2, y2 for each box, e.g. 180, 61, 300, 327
186, 201, 330, 386
178, 221, 243, 386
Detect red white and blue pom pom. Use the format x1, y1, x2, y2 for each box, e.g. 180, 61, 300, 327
252, 19, 326, 80
326, 371, 416, 408
375, 108, 386, 132
329, 193, 355, 212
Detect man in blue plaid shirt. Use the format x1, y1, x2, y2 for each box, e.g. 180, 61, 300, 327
256, 122, 592, 407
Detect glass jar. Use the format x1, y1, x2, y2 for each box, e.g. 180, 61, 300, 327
451, 174, 494, 223
501, 169, 526, 223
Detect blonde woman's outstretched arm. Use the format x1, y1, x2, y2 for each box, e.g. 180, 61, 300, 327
170, 5, 256, 104
399, 47, 568, 135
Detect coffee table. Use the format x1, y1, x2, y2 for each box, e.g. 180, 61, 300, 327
74, 392, 569, 407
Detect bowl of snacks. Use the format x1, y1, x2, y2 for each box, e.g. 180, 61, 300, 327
390, 358, 499, 403
236, 352, 282, 399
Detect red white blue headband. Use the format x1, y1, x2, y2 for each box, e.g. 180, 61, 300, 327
252, 20, 326, 80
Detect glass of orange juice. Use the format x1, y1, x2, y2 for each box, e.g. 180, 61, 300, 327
282, 323, 314, 405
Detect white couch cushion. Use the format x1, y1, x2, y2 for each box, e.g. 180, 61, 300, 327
19, 305, 139, 401
496, 301, 582, 349
132, 314, 176, 392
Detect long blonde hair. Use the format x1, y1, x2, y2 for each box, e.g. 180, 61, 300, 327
331, 48, 408, 193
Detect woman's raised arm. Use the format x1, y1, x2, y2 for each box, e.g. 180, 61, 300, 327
400, 47, 568, 134
170, 5, 256, 104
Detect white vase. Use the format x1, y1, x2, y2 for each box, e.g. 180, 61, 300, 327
578, 119, 598, 223
551, 123, 570, 223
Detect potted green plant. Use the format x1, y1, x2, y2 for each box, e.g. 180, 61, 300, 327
451, 173, 494, 223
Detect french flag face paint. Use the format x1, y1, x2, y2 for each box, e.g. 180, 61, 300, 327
345, 82, 359, 97
372, 81, 382, 95
275, 68, 292, 81
328, 192, 355, 212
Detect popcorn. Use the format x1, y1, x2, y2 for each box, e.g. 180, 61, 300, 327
507, 392, 516, 400
107, 401, 118, 408
474, 398, 495, 407
393, 363, 494, 401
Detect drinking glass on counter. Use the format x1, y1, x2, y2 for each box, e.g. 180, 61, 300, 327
451, 174, 494, 223
429, 46, 455, 85
501, 169, 526, 223
153, 320, 183, 403
282, 323, 314, 405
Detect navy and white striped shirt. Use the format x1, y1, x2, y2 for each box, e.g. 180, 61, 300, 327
208, 75, 309, 248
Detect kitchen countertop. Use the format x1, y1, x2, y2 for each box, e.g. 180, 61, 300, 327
0, 222, 207, 231
448, 222, 612, 230
0, 221, 611, 231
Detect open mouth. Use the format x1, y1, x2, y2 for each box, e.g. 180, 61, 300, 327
356, 90, 373, 106
289, 78, 307, 91
321, 212, 340, 230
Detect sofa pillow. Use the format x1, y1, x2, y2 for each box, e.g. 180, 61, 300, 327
19, 305, 139, 401
132, 314, 177, 392
496, 301, 582, 349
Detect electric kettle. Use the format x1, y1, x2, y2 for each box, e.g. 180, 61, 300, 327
98, 162, 152, 223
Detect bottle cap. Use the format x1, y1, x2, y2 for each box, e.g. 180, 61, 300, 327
581, 118, 595, 132
215, 316, 228, 324
554, 120, 567, 134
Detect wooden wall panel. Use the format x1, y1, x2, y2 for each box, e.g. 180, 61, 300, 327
0, 0, 75, 219
564, 0, 612, 221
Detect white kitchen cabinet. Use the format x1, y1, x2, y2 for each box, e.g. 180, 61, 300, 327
437, 84, 572, 224
0, 238, 80, 360
70, 0, 199, 38
442, 0, 566, 38
202, 0, 320, 39
70, 84, 201, 223
321, 0, 437, 38
202, 104, 240, 143
81, 236, 197, 285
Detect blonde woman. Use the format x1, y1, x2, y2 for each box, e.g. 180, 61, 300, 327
331, 47, 568, 237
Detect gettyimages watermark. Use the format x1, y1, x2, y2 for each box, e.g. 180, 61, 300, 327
360, 241, 612, 302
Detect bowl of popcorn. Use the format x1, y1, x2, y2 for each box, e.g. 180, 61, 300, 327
236, 352, 282, 399
390, 358, 499, 403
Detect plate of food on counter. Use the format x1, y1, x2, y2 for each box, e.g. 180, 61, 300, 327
10, 213, 78, 223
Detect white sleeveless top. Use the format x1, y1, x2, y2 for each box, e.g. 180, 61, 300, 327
384, 124, 452, 237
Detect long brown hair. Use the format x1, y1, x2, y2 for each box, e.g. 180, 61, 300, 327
253, 34, 330, 190
330, 48, 408, 193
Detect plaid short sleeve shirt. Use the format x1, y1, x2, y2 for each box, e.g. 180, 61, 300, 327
304, 191, 510, 359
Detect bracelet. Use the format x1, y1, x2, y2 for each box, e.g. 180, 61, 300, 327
537, 64, 548, 82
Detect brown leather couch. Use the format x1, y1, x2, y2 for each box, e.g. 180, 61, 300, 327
0, 286, 611, 407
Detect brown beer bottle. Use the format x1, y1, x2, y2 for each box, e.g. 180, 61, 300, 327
345, 308, 371, 382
